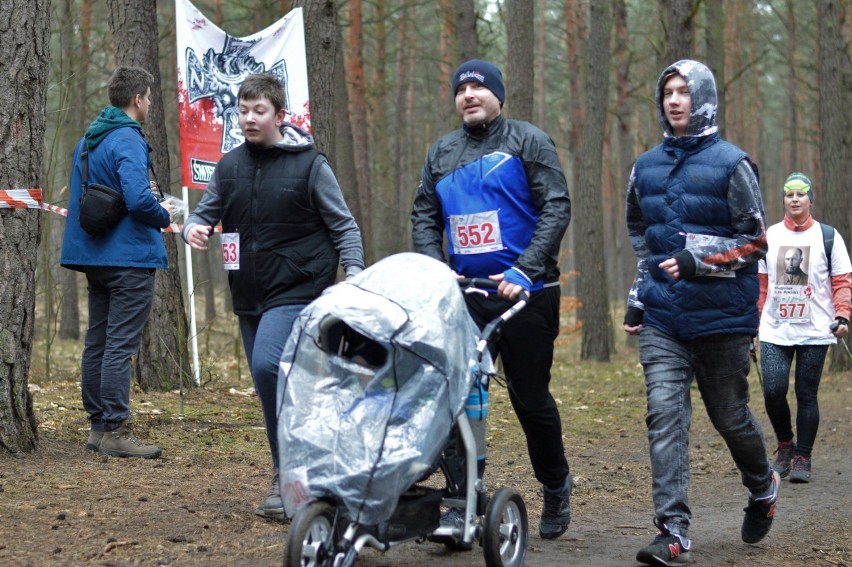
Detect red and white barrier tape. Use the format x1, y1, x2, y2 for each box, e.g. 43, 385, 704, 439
1, 187, 221, 233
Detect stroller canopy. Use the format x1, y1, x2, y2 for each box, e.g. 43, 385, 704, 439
276, 253, 489, 524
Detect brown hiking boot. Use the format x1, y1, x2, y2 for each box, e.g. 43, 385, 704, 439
86, 430, 104, 452
99, 421, 162, 459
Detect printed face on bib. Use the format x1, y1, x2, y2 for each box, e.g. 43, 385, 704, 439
776, 246, 809, 286
772, 245, 811, 323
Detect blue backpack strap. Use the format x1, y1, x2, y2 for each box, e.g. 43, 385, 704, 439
821, 222, 835, 276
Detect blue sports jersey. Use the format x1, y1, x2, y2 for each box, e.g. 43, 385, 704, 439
435, 151, 543, 290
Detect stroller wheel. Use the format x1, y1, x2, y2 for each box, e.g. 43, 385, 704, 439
482, 487, 528, 567
284, 501, 338, 567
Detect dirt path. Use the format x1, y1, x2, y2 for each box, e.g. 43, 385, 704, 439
1, 371, 849, 566
367, 388, 852, 567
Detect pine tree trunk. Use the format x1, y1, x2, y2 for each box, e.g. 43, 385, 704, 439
455, 0, 479, 62
664, 0, 695, 63
613, 0, 637, 350
108, 0, 191, 391
818, 0, 851, 372
345, 0, 373, 261
0, 0, 50, 453
577, 1, 613, 361
506, 0, 534, 121
58, 0, 88, 341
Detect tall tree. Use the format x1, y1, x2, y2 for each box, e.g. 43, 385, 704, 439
332, 19, 361, 229
58, 0, 93, 341
506, 0, 535, 121
293, 0, 338, 155
437, 0, 456, 129
368, 0, 398, 260
784, 0, 800, 173
704, 0, 726, 132
0, 0, 51, 453
108, 0, 191, 391
393, 1, 417, 250
663, 0, 695, 63
576, 1, 613, 361
535, 0, 547, 127
613, 0, 637, 348
344, 0, 373, 260
456, 0, 479, 61
817, 0, 852, 371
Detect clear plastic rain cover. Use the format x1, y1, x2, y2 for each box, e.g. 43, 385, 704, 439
276, 253, 491, 525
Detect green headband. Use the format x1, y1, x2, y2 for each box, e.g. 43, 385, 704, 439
783, 172, 813, 201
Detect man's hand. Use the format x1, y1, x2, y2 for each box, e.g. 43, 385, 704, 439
489, 272, 524, 300
659, 257, 681, 280
160, 198, 176, 223
623, 323, 643, 335
186, 224, 213, 251
623, 306, 644, 335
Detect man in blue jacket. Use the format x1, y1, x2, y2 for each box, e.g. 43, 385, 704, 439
412, 60, 573, 540
61, 66, 175, 459
623, 60, 778, 565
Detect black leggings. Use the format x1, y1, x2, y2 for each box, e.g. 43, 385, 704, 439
759, 342, 828, 457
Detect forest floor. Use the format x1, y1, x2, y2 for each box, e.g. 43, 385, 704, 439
1, 330, 850, 567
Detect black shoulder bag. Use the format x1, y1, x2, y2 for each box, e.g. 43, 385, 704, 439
78, 141, 128, 237
78, 142, 165, 237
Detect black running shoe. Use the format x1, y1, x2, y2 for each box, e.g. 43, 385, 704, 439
789, 455, 811, 483
636, 518, 692, 566
772, 440, 795, 478
742, 470, 779, 544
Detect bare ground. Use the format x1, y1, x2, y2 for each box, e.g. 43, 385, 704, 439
1, 344, 850, 567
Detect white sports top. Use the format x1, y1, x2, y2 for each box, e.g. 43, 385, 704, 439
758, 221, 851, 345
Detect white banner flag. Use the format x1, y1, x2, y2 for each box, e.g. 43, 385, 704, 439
175, 0, 310, 188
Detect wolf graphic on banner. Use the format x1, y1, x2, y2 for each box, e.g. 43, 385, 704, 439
185, 37, 290, 154
175, 0, 309, 189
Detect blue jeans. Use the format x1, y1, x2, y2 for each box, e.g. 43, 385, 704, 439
239, 304, 306, 470
639, 327, 772, 535
81, 266, 156, 432
759, 341, 828, 457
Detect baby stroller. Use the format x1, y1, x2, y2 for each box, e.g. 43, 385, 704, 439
275, 253, 528, 567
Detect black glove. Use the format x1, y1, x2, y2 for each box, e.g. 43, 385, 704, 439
624, 307, 645, 327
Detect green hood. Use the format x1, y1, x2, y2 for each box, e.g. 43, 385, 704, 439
85, 106, 141, 149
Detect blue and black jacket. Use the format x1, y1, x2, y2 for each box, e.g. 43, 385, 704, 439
411, 114, 570, 288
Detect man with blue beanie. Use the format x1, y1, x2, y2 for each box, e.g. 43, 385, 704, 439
412, 59, 573, 540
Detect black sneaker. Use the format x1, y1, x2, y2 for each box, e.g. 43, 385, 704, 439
539, 474, 572, 539
636, 518, 692, 566
742, 470, 779, 544
789, 455, 811, 483
427, 507, 472, 550
772, 440, 795, 478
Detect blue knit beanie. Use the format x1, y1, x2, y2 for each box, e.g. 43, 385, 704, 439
451, 59, 505, 106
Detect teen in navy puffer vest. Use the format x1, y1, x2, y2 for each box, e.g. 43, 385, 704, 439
625, 60, 767, 340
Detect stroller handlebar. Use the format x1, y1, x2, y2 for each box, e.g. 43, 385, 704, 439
456, 277, 531, 303
457, 278, 530, 362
